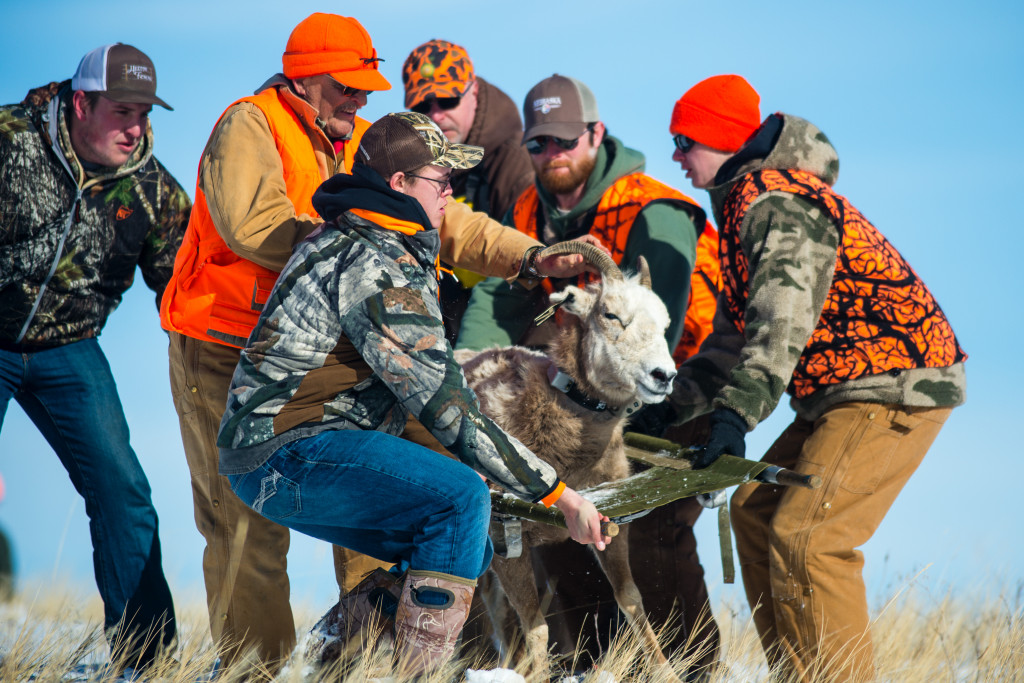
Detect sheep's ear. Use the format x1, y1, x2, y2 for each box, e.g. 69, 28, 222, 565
636, 256, 652, 289
550, 285, 595, 319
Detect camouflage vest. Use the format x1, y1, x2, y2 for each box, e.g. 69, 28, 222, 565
720, 169, 966, 398
512, 173, 720, 362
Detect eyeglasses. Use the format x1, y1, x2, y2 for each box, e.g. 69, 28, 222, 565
411, 97, 461, 115
406, 173, 452, 194
673, 134, 696, 153
525, 124, 595, 156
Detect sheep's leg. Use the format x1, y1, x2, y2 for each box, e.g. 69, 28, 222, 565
489, 553, 550, 678
593, 528, 681, 681
476, 569, 526, 662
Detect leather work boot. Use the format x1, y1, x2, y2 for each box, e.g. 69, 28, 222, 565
305, 567, 402, 668
393, 570, 476, 676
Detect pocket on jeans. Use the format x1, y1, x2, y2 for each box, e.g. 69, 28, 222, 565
249, 465, 302, 519
838, 415, 905, 495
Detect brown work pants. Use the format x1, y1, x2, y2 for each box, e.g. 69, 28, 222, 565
731, 402, 951, 682
167, 332, 385, 668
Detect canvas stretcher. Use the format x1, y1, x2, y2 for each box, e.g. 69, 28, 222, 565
490, 431, 821, 534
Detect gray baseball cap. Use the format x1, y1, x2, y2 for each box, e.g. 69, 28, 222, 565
71, 43, 173, 110
522, 74, 599, 142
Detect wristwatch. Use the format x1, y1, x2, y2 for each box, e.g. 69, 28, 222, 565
521, 246, 543, 278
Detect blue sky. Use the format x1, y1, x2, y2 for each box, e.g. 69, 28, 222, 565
2, 0, 1021, 613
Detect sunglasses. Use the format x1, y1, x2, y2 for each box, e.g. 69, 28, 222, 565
328, 76, 366, 98
525, 124, 595, 156
673, 134, 696, 153
411, 97, 462, 115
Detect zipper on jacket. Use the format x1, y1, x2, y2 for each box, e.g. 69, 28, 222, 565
19, 92, 109, 345
16, 190, 82, 344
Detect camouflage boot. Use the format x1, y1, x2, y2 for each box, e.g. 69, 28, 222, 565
305, 567, 402, 668
393, 570, 476, 676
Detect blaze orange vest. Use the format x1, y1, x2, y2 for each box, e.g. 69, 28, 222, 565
719, 169, 966, 398
159, 88, 369, 347
511, 173, 721, 363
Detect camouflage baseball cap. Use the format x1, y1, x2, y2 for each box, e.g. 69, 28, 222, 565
357, 111, 483, 179
402, 40, 475, 109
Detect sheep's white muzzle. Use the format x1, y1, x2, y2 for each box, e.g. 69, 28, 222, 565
634, 365, 677, 404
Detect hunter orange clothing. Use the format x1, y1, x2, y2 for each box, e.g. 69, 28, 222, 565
160, 83, 366, 347
511, 172, 721, 362
718, 168, 966, 399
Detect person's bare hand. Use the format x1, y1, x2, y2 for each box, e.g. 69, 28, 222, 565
553, 486, 612, 550
534, 235, 610, 278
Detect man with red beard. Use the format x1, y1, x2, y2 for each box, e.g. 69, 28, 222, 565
457, 74, 723, 680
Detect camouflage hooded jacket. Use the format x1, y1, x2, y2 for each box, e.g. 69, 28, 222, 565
668, 114, 967, 427
0, 81, 190, 349
217, 164, 560, 503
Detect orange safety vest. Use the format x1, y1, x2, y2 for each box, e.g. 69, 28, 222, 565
159, 88, 369, 348
511, 173, 721, 363
719, 169, 966, 398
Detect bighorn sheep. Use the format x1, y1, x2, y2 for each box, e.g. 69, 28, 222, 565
458, 242, 680, 678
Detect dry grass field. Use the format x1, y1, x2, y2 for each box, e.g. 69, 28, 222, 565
1, 578, 1021, 682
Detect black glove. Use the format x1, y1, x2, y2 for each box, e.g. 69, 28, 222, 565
627, 401, 678, 438
692, 408, 747, 469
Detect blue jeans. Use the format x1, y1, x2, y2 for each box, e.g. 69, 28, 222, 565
229, 429, 493, 581
0, 339, 175, 667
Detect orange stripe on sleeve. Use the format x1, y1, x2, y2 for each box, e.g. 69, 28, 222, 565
539, 480, 566, 508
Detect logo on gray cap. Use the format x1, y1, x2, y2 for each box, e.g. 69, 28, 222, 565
534, 96, 562, 115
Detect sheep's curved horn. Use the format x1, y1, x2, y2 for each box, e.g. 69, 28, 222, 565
637, 256, 652, 290
535, 241, 623, 281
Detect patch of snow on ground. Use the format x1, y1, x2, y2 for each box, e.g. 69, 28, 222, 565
464, 668, 525, 682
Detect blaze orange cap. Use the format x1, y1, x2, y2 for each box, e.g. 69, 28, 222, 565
402, 39, 475, 108
282, 13, 391, 92
670, 74, 761, 153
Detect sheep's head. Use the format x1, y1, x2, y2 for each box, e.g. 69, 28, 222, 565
540, 243, 677, 407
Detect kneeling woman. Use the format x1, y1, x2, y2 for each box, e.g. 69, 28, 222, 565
217, 112, 608, 673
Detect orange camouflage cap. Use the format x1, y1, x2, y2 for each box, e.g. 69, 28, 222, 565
402, 39, 475, 109
282, 13, 391, 92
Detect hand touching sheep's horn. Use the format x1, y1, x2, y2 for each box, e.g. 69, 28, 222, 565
527, 234, 614, 279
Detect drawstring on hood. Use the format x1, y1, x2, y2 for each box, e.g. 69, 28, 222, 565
313, 162, 442, 275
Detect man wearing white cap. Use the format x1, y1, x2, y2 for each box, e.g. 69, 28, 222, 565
0, 43, 188, 673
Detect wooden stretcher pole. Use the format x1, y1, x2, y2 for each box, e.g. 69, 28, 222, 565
490, 492, 619, 536
756, 465, 822, 489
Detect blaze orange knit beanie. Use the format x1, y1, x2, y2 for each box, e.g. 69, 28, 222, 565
282, 13, 391, 91
670, 75, 761, 152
